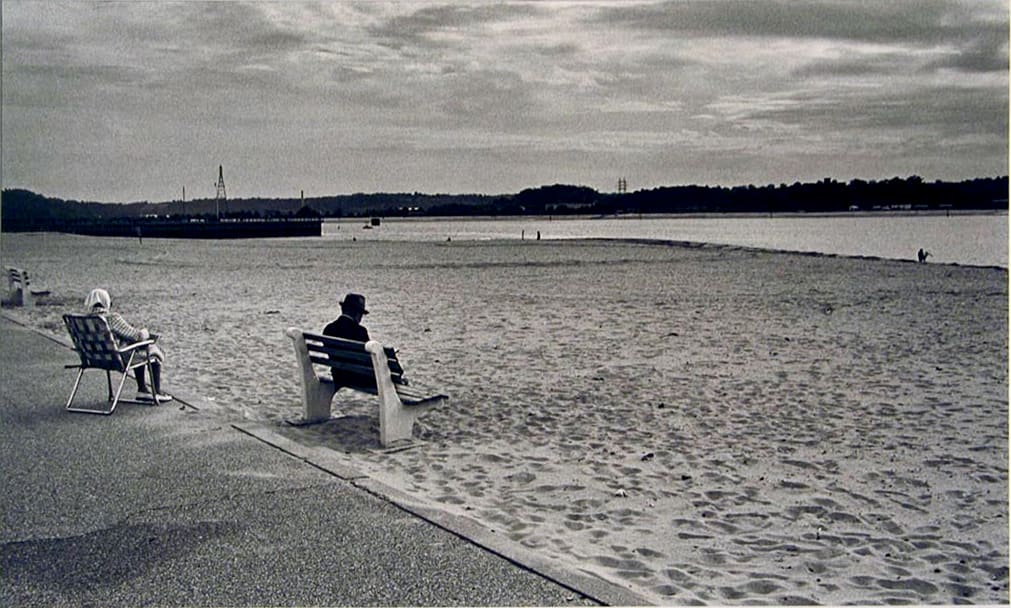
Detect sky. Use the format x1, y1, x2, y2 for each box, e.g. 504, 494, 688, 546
2, 1, 1008, 203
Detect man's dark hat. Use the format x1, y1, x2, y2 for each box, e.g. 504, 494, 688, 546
340, 293, 368, 315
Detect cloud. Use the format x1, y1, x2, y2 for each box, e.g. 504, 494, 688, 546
925, 26, 1009, 73
1, 1, 1006, 201
703, 82, 1008, 161
599, 0, 1005, 45
368, 3, 541, 48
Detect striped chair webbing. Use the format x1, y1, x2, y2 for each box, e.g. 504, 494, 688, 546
63, 314, 128, 371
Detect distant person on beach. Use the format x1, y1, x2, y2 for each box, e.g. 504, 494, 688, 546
85, 288, 171, 403
917, 248, 931, 263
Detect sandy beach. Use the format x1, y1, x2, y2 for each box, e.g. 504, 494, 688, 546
2, 232, 1007, 604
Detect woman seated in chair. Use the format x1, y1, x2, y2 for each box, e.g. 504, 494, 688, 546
85, 288, 171, 403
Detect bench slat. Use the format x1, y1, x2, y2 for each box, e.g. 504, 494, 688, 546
303, 333, 405, 376
396, 385, 447, 406
307, 354, 374, 376
307, 347, 404, 377
307, 354, 405, 384
303, 332, 366, 351
307, 347, 404, 376
315, 375, 430, 402
306, 344, 372, 365
398, 388, 446, 402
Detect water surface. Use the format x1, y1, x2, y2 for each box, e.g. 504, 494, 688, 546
328, 212, 1008, 268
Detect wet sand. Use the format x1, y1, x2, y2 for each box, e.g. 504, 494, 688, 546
3, 232, 1008, 604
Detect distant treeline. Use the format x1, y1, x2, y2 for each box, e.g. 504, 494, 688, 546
2, 175, 1006, 232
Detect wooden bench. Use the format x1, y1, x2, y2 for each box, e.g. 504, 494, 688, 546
285, 327, 448, 447
6, 267, 49, 308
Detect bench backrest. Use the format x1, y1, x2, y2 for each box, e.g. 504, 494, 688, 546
7, 267, 28, 288
63, 314, 130, 372
302, 331, 405, 385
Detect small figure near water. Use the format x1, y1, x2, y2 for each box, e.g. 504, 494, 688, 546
85, 288, 170, 402
917, 248, 931, 263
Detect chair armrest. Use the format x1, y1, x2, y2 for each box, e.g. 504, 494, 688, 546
117, 339, 155, 354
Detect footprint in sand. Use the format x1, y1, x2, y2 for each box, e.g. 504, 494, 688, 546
505, 471, 536, 484
562, 519, 586, 531
635, 547, 666, 558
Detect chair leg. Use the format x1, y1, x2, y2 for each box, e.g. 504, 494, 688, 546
65, 369, 86, 410
108, 370, 130, 414
66, 369, 116, 415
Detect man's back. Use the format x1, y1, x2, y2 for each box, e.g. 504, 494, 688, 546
323, 315, 369, 342
323, 314, 372, 388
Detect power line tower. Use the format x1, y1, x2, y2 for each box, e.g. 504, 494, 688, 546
617, 177, 627, 194
215, 165, 227, 219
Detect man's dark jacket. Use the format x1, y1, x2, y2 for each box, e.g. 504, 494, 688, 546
323, 315, 372, 387
323, 315, 369, 342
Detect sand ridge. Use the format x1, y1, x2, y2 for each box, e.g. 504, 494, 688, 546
3, 232, 1007, 604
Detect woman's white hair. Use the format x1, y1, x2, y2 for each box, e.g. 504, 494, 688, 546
84, 288, 111, 310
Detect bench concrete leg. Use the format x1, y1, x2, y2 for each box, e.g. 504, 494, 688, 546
303, 378, 337, 423
380, 397, 442, 447
378, 393, 412, 446
286, 328, 337, 424
367, 341, 436, 447
7, 287, 27, 307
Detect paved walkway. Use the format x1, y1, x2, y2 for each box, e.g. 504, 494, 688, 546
0, 315, 647, 606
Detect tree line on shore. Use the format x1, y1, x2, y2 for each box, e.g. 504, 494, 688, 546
2, 175, 1006, 232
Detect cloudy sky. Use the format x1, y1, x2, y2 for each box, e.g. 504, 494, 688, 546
2, 1, 1007, 203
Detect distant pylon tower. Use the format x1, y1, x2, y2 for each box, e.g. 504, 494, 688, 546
214, 165, 227, 219
617, 177, 627, 194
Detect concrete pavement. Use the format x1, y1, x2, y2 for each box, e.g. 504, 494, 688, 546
0, 315, 648, 606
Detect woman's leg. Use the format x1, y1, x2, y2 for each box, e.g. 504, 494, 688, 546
151, 361, 162, 395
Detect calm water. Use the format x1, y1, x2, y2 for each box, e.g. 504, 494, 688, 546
327, 212, 1008, 268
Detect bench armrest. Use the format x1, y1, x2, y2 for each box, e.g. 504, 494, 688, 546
365, 340, 395, 384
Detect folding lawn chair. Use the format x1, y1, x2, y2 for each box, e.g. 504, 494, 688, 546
63, 313, 157, 415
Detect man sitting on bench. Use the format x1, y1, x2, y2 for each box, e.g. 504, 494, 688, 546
323, 293, 401, 388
